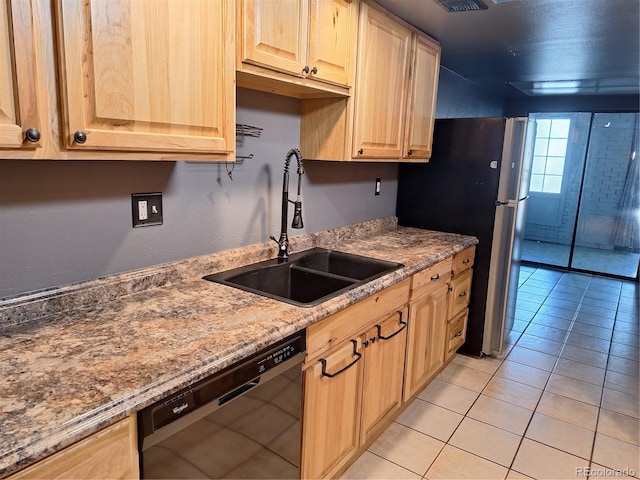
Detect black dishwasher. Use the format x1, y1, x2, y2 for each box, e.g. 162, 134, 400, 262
138, 331, 305, 479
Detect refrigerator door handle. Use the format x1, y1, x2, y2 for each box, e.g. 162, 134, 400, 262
496, 195, 529, 207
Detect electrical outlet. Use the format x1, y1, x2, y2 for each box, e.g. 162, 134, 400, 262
375, 178, 381, 196
132, 193, 163, 227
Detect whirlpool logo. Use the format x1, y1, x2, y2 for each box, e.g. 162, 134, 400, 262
172, 402, 190, 415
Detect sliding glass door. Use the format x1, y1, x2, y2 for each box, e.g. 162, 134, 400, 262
521, 113, 590, 268
521, 112, 639, 279
571, 113, 639, 278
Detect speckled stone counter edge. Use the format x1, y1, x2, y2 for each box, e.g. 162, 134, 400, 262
0, 217, 479, 477
0, 217, 397, 329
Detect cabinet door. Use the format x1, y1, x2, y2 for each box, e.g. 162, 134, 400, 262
0, 0, 41, 149
352, 2, 410, 158
307, 0, 356, 86
301, 339, 363, 479
240, 0, 308, 76
360, 309, 407, 444
404, 283, 449, 400
8, 416, 138, 479
56, 0, 234, 154
403, 33, 440, 160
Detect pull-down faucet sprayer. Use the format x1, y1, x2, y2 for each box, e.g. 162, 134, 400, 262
270, 148, 304, 261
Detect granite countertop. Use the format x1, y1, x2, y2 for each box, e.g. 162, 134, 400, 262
0, 218, 477, 476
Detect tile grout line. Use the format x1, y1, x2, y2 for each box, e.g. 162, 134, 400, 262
418, 269, 566, 477
359, 268, 636, 480
585, 280, 626, 478
502, 269, 575, 475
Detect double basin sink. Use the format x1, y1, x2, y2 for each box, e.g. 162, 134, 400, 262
203, 248, 404, 307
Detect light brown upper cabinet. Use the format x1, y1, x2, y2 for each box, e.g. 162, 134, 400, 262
0, 0, 41, 150
237, 0, 357, 98
55, 0, 235, 157
351, 1, 411, 159
403, 33, 440, 160
300, 0, 440, 162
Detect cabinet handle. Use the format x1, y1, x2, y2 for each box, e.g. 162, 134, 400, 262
319, 340, 361, 378
430, 273, 440, 281
408, 149, 413, 155
311, 65, 318, 74
303, 65, 309, 74
454, 331, 463, 337
302, 65, 317, 75
376, 311, 407, 340
459, 291, 467, 298
462, 259, 471, 264
358, 148, 364, 155
25, 128, 41, 143
73, 131, 87, 144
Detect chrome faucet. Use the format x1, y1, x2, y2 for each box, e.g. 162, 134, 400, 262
270, 148, 304, 261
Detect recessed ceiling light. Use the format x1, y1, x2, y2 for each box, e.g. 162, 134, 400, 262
509, 78, 640, 95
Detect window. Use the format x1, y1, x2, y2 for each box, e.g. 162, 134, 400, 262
530, 118, 570, 193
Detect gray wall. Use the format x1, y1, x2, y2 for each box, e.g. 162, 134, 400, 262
1, 67, 504, 299
0, 89, 398, 298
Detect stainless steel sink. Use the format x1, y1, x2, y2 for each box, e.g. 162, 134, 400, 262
203, 247, 403, 307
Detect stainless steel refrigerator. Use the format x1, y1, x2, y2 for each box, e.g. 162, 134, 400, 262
396, 117, 534, 357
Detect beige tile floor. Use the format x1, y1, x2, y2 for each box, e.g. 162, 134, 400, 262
341, 267, 639, 479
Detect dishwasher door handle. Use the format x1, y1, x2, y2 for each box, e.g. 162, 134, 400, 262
218, 379, 261, 406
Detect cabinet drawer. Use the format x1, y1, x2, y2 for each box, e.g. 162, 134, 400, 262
452, 246, 475, 276
411, 259, 452, 299
446, 309, 468, 359
448, 268, 472, 318
307, 337, 364, 376
306, 279, 410, 363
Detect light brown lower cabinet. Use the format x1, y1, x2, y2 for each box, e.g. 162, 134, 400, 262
301, 337, 363, 480
446, 246, 475, 361
300, 249, 476, 478
8, 249, 475, 480
8, 415, 138, 480
448, 268, 473, 319
359, 309, 408, 444
403, 281, 449, 400
446, 308, 469, 361
301, 280, 410, 479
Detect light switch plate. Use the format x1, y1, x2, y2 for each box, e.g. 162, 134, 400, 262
132, 193, 163, 227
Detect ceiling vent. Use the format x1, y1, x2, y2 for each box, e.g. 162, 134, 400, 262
434, 0, 488, 12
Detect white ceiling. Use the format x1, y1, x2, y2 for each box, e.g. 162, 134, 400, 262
374, 0, 640, 97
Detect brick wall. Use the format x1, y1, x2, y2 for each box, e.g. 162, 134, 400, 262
576, 113, 636, 250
